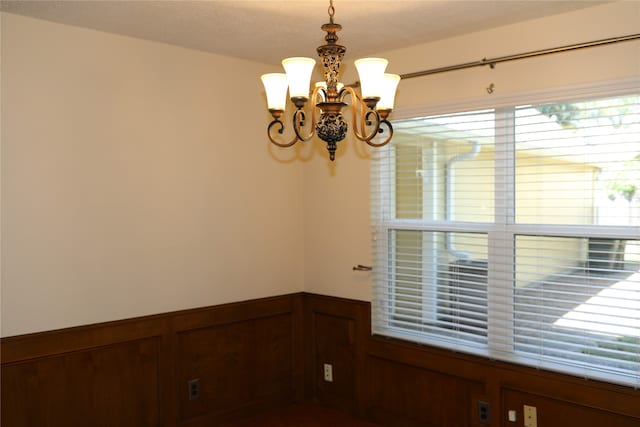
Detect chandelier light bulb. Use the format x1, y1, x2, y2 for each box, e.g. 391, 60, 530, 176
314, 81, 345, 92
260, 73, 288, 111
354, 58, 388, 99
315, 81, 345, 100
282, 57, 316, 101
377, 73, 401, 111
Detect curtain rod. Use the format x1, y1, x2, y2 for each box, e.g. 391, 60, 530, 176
398, 33, 640, 80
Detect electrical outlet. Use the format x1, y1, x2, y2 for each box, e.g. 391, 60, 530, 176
478, 400, 491, 424
524, 405, 537, 427
323, 363, 333, 382
188, 378, 200, 400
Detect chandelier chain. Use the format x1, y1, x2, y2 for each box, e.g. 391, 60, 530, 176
328, 0, 335, 24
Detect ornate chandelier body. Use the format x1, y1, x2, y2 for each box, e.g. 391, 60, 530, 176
261, 1, 400, 161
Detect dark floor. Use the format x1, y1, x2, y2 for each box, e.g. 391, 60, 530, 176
220, 403, 383, 427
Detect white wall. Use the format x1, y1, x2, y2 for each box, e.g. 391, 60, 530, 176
2, 2, 639, 336
302, 1, 640, 301
1, 13, 304, 337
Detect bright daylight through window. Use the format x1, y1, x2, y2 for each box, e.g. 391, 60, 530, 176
371, 83, 640, 387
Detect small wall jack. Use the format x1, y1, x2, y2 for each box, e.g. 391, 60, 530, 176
323, 363, 333, 382
188, 378, 200, 400
478, 400, 491, 424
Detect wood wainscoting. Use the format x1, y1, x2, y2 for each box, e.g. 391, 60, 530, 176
302, 293, 640, 427
2, 292, 639, 427
1, 294, 304, 427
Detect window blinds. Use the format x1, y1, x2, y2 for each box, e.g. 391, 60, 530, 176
371, 88, 640, 387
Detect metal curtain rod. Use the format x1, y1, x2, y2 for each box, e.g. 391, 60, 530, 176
399, 33, 640, 80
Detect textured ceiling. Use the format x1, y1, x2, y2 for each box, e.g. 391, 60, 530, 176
0, 0, 610, 65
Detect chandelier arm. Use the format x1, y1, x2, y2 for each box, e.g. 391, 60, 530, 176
342, 86, 384, 142
364, 118, 393, 147
293, 110, 313, 142
340, 86, 373, 142
267, 118, 300, 148
310, 85, 322, 135
363, 109, 382, 140
312, 85, 325, 106
358, 91, 368, 137
293, 85, 324, 142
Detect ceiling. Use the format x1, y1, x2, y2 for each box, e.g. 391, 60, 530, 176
0, 0, 611, 65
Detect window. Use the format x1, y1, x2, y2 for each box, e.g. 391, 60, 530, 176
371, 82, 640, 387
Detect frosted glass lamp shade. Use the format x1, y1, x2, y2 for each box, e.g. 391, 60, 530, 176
261, 73, 288, 111
282, 57, 316, 99
355, 58, 388, 99
377, 73, 401, 110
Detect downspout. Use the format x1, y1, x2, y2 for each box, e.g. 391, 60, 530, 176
445, 140, 480, 260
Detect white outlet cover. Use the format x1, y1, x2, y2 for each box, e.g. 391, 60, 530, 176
323, 363, 333, 382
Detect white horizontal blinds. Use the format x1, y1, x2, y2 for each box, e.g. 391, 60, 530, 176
372, 108, 496, 353
382, 231, 490, 342
436, 233, 489, 342
387, 111, 496, 222
514, 96, 640, 225
512, 95, 640, 385
515, 236, 640, 381
371, 90, 640, 387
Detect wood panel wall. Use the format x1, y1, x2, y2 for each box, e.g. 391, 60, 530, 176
2, 292, 639, 427
1, 294, 303, 427
302, 293, 640, 427
302, 294, 370, 415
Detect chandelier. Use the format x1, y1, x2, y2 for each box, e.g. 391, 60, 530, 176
260, 0, 400, 161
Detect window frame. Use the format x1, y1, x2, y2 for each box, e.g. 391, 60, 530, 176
371, 77, 640, 386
